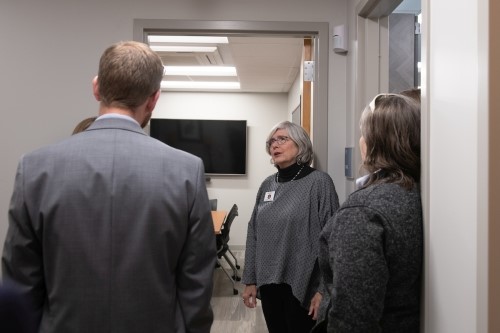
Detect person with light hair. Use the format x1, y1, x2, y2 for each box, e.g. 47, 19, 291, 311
242, 120, 339, 333
2, 41, 215, 333
316, 93, 423, 333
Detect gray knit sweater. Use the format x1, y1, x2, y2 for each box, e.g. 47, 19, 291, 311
318, 182, 423, 333
242, 170, 339, 308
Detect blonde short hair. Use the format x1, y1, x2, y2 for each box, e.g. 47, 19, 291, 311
97, 41, 164, 110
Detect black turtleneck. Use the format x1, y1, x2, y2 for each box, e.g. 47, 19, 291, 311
275, 163, 314, 183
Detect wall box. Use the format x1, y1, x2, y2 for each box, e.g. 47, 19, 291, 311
333, 25, 348, 53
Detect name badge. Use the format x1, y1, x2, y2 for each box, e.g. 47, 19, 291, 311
264, 191, 275, 202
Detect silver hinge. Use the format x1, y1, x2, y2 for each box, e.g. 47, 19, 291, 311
303, 61, 314, 82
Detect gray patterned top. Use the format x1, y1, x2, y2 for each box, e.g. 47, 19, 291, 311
319, 182, 422, 332
242, 169, 339, 309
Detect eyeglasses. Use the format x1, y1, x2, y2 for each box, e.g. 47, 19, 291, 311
368, 93, 400, 113
266, 135, 290, 147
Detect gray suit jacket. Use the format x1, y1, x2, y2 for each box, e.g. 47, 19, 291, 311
2, 117, 216, 333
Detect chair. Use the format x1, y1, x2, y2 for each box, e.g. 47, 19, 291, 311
209, 198, 218, 211
216, 204, 241, 295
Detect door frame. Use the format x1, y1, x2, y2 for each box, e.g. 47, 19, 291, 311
133, 19, 330, 171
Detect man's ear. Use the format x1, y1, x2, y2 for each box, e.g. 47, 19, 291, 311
92, 76, 101, 101
146, 89, 161, 112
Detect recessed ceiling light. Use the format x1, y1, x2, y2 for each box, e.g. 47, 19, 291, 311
161, 81, 240, 90
150, 46, 218, 53
164, 66, 237, 76
148, 36, 229, 44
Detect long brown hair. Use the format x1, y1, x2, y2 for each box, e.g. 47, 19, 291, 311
359, 93, 421, 189
72, 116, 97, 135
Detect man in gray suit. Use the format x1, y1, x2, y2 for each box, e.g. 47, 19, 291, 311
2, 41, 215, 333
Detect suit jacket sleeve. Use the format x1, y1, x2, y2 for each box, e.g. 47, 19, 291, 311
175, 159, 216, 333
2, 158, 44, 327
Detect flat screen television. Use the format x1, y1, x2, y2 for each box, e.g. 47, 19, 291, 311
150, 119, 247, 176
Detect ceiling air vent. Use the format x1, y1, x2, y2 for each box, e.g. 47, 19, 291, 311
158, 48, 224, 66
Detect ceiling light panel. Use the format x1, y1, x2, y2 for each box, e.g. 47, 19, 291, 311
148, 36, 229, 44
150, 46, 218, 53
164, 66, 237, 76
161, 81, 240, 90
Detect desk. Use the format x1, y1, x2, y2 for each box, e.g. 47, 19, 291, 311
211, 210, 227, 234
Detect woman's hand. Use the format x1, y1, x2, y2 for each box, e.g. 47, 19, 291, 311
242, 284, 258, 308
308, 292, 322, 320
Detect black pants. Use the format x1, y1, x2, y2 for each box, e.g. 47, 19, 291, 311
259, 283, 315, 333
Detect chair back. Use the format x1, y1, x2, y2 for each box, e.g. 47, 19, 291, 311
209, 199, 218, 211
220, 204, 238, 244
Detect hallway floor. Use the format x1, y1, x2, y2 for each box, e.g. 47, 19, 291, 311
211, 250, 268, 333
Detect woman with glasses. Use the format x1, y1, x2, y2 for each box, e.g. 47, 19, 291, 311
316, 93, 423, 332
241, 121, 339, 333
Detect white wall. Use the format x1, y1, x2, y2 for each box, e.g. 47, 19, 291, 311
288, 73, 301, 117
0, 0, 349, 258
153, 92, 287, 246
422, 0, 489, 331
